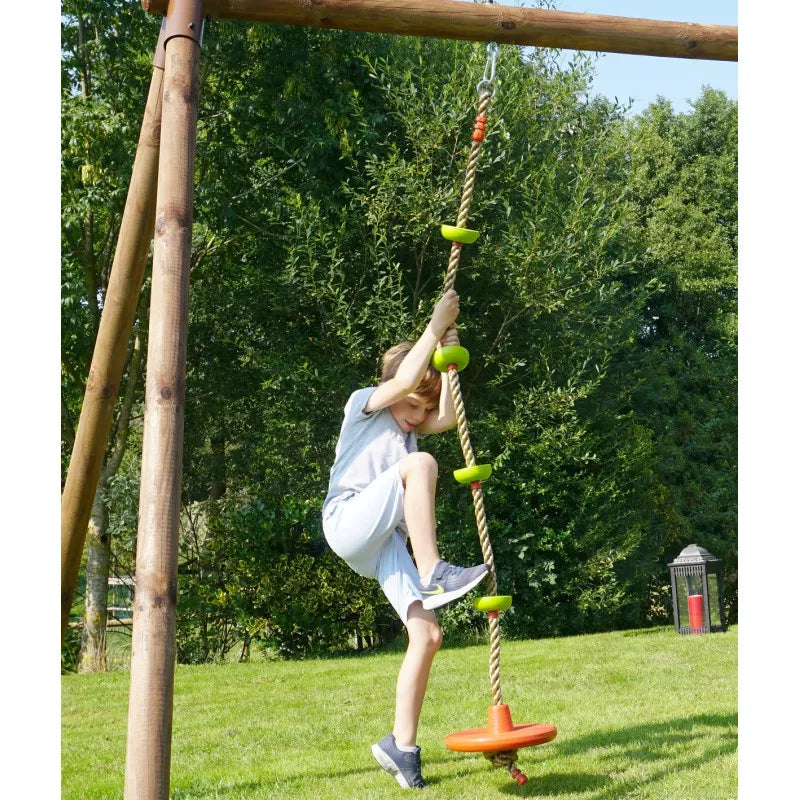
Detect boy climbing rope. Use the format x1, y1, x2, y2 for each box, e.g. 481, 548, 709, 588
322, 288, 488, 789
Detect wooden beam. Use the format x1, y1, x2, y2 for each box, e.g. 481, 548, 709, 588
142, 0, 737, 61
61, 25, 165, 645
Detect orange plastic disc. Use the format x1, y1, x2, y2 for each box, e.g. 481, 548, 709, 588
445, 704, 557, 753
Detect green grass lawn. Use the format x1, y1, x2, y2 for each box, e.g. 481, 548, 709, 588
62, 626, 737, 799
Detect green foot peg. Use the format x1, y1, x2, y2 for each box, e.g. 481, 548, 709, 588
432, 345, 470, 373
474, 595, 512, 612
453, 464, 492, 484
441, 224, 480, 244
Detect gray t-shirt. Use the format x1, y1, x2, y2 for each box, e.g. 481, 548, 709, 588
322, 386, 418, 520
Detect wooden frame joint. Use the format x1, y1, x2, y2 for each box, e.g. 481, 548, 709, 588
162, 0, 206, 50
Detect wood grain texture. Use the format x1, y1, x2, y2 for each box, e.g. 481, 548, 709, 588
61, 61, 163, 643
123, 33, 201, 800
143, 0, 737, 61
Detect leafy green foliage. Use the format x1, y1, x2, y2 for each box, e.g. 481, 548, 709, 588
61, 1, 159, 478
62, 5, 737, 660
176, 496, 401, 662
610, 90, 739, 623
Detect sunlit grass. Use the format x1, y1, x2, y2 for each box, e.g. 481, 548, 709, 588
62, 626, 736, 799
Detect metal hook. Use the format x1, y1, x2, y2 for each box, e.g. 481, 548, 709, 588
483, 42, 499, 83
477, 42, 500, 96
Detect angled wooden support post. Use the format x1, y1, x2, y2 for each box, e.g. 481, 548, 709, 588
60, 20, 167, 644
123, 2, 205, 798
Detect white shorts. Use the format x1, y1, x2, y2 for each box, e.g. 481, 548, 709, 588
322, 463, 425, 624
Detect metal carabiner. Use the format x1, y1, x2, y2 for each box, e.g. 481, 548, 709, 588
484, 42, 500, 82
477, 41, 500, 96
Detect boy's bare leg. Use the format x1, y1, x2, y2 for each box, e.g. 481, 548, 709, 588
399, 452, 441, 581
393, 601, 443, 747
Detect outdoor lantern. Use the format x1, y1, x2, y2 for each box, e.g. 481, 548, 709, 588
668, 544, 727, 635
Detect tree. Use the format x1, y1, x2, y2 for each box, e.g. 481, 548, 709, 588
582, 90, 738, 626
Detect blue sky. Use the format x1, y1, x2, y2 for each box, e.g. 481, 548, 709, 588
518, 0, 738, 115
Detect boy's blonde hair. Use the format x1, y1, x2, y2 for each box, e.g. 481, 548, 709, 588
380, 342, 441, 402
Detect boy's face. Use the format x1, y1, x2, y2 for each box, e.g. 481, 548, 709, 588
390, 392, 438, 433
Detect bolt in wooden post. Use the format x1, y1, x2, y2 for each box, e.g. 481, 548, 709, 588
123, 16, 202, 800
60, 22, 166, 644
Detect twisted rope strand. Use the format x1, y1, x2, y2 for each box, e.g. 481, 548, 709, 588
443, 89, 493, 295
439, 85, 506, 709
447, 368, 476, 468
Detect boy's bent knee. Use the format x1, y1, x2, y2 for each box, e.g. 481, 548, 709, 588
407, 612, 443, 653
426, 624, 443, 652
410, 626, 442, 655
400, 451, 438, 483
415, 623, 442, 653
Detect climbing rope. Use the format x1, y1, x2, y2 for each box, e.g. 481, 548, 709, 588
442, 43, 498, 295
437, 33, 558, 783
436, 40, 524, 777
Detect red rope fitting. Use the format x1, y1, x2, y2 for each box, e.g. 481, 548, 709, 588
510, 767, 528, 785
472, 115, 488, 142
453, 241, 463, 247
447, 363, 458, 371
487, 610, 499, 619
470, 480, 482, 491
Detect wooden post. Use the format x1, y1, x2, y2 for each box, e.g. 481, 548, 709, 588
60, 23, 166, 644
123, 5, 203, 797
142, 0, 737, 62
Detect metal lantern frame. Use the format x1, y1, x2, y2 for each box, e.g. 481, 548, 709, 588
668, 544, 727, 635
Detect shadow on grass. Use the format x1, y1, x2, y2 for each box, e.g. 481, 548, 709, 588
171, 753, 462, 797
297, 754, 456, 788
172, 780, 266, 799
495, 713, 737, 797
172, 714, 736, 798
170, 767, 379, 799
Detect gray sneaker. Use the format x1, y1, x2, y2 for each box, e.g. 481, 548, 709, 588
371, 733, 427, 789
420, 560, 488, 611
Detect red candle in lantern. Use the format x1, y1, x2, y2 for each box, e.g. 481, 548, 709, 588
688, 594, 704, 631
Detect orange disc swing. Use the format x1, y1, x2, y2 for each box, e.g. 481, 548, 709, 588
446, 703, 557, 754
433, 39, 557, 786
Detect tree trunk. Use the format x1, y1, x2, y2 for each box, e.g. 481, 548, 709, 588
79, 488, 110, 672
77, 322, 146, 671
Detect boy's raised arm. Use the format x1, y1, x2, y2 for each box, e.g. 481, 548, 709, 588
365, 290, 460, 413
